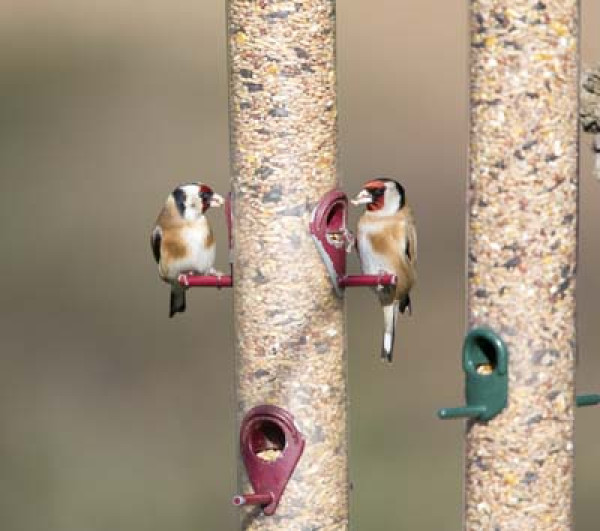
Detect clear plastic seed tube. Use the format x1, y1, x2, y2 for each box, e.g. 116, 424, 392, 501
466, 1, 579, 528
228, 1, 349, 529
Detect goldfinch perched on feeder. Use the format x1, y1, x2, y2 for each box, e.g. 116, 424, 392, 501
151, 183, 224, 317
351, 179, 417, 362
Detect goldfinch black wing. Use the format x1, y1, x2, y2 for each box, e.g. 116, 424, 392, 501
405, 213, 417, 266
151, 226, 162, 264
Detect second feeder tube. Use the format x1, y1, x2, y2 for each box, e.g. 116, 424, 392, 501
466, 1, 579, 529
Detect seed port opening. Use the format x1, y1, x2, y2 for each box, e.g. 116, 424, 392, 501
326, 202, 344, 231
250, 420, 286, 462
473, 335, 498, 375
325, 203, 347, 248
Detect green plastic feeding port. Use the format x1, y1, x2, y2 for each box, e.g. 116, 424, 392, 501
438, 327, 508, 422
576, 394, 600, 408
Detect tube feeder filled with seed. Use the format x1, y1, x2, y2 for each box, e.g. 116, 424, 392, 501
228, 0, 349, 528
462, 1, 579, 528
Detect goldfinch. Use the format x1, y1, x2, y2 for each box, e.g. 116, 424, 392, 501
352, 178, 417, 362
151, 183, 224, 317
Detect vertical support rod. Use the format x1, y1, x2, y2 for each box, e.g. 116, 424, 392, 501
466, 2, 579, 529
227, 1, 348, 529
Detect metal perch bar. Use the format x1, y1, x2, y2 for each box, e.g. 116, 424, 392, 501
178, 274, 233, 288
232, 494, 274, 507
178, 273, 394, 290
338, 274, 396, 288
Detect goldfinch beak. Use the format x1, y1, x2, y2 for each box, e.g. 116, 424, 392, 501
351, 189, 373, 206
210, 193, 225, 207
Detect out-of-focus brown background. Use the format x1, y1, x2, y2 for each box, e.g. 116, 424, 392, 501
1, 1, 599, 529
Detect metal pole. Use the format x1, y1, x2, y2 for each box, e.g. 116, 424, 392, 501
227, 1, 348, 529
466, 1, 579, 528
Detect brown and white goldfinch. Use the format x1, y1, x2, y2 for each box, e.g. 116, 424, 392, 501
151, 183, 224, 317
352, 179, 417, 362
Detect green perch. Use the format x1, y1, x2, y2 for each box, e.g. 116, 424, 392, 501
576, 394, 600, 408
438, 405, 487, 420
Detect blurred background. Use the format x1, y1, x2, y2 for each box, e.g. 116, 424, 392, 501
1, 1, 599, 529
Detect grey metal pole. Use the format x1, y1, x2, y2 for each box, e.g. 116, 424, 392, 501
227, 1, 349, 529
465, 1, 579, 528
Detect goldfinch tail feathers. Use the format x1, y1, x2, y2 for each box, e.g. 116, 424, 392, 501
381, 301, 399, 362
169, 284, 186, 318
399, 293, 411, 315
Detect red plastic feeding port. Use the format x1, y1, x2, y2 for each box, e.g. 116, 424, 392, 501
178, 192, 234, 289
310, 189, 353, 296
233, 405, 305, 516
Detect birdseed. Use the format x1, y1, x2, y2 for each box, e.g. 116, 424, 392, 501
476, 364, 494, 376
257, 449, 283, 463
228, 1, 348, 529
466, 1, 578, 529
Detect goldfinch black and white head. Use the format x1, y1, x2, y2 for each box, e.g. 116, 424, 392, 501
170, 183, 224, 221
151, 182, 224, 318
351, 178, 406, 216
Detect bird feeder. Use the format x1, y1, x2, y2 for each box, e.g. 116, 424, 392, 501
233, 405, 305, 516
228, 1, 349, 528
462, 1, 579, 528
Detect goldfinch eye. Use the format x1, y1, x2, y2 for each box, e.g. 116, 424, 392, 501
372, 188, 385, 197
200, 191, 212, 201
